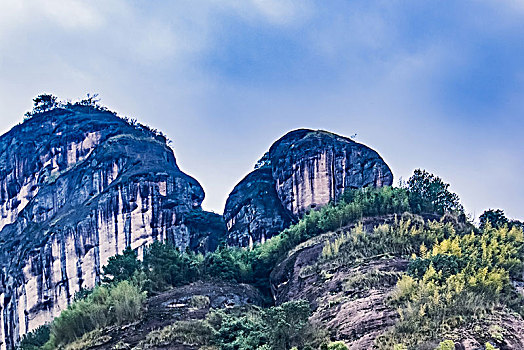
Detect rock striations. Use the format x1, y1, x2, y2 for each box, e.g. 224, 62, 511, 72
0, 108, 393, 349
0, 106, 225, 349
224, 129, 393, 247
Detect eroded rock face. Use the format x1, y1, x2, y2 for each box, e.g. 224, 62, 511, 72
0, 106, 225, 349
224, 129, 393, 246
223, 168, 294, 247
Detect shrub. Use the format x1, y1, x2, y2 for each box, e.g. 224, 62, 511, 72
18, 325, 50, 350
142, 241, 200, 291
378, 220, 524, 348
202, 247, 251, 282
138, 320, 214, 348
264, 300, 311, 350
434, 340, 455, 350
207, 301, 314, 350
485, 342, 498, 350
189, 295, 211, 309
326, 341, 349, 350
46, 281, 145, 347
480, 209, 508, 230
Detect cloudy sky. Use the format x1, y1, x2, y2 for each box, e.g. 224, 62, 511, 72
0, 0, 523, 220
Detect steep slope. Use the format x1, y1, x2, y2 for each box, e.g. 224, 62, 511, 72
84, 281, 265, 350
270, 216, 405, 349
270, 215, 524, 350
0, 106, 225, 349
224, 167, 294, 247
224, 129, 393, 247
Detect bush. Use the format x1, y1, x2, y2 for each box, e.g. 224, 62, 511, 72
265, 300, 311, 350
378, 220, 524, 348
325, 341, 349, 350
18, 325, 50, 350
207, 301, 315, 350
142, 241, 200, 291
138, 320, 214, 349
434, 340, 455, 350
46, 281, 146, 347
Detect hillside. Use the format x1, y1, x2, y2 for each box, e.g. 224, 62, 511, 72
4, 96, 524, 350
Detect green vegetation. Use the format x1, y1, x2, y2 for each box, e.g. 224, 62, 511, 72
102, 247, 141, 283
19, 326, 50, 350
480, 208, 524, 230
41, 280, 145, 349
137, 300, 324, 350
321, 341, 349, 350
377, 221, 523, 348
21, 169, 524, 350
405, 169, 464, 216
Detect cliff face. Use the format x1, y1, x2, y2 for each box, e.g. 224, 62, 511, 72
224, 129, 393, 247
224, 168, 294, 248
0, 106, 224, 349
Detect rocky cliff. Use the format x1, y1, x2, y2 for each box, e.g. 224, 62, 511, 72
224, 129, 393, 247
0, 105, 225, 349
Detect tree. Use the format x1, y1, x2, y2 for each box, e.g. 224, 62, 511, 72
406, 169, 463, 215
25, 94, 58, 118
265, 300, 311, 350
19, 325, 50, 350
479, 209, 508, 230
102, 247, 141, 283
77, 93, 101, 107
142, 241, 199, 291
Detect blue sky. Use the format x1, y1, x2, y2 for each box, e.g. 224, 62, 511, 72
0, 0, 523, 220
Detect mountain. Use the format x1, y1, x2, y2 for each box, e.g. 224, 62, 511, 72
5, 99, 524, 350
223, 129, 393, 247
0, 104, 225, 349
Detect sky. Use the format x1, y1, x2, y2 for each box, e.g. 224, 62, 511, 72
0, 0, 523, 220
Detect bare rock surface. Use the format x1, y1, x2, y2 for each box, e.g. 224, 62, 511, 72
0, 106, 225, 348
224, 129, 393, 247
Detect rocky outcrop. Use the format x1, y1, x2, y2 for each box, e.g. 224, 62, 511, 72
270, 216, 403, 349
224, 129, 393, 247
0, 106, 225, 349
224, 168, 294, 247
87, 281, 265, 350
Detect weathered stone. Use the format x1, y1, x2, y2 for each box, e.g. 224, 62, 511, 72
224, 129, 393, 247
0, 106, 225, 349
224, 167, 294, 247
270, 216, 405, 349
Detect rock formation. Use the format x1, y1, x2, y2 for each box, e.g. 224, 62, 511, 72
224, 129, 393, 247
0, 105, 225, 349
224, 168, 294, 247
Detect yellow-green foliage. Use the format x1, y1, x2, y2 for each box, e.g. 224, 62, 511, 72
434, 340, 455, 350
485, 342, 498, 350
393, 344, 407, 350
378, 222, 524, 348
46, 281, 146, 347
137, 320, 214, 349
326, 341, 349, 350
321, 215, 455, 264
189, 295, 211, 309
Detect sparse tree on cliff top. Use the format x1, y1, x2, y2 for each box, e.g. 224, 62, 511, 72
25, 93, 59, 118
